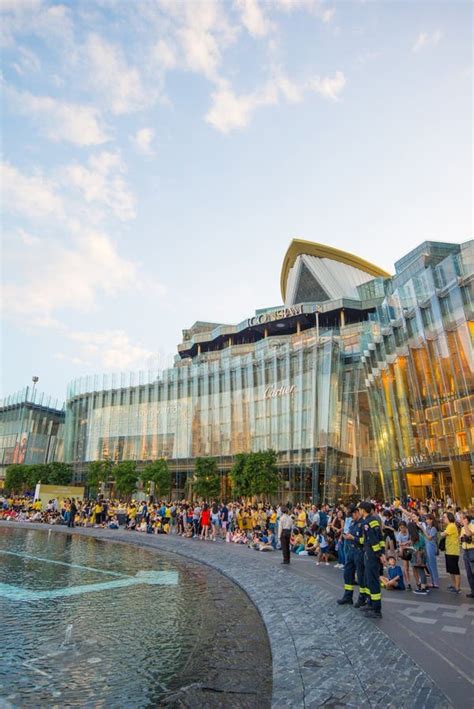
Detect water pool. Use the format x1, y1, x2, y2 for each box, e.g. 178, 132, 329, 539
0, 526, 272, 707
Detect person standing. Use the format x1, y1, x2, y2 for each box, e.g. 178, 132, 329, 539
337, 506, 366, 606
68, 498, 77, 528
440, 511, 461, 594
460, 511, 474, 598
359, 501, 384, 618
278, 506, 293, 565
422, 515, 439, 588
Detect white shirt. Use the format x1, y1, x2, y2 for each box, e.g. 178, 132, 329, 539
278, 513, 293, 538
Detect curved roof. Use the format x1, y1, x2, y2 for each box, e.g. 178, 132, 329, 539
280, 239, 391, 301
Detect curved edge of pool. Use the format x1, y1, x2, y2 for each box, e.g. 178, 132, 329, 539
0, 522, 452, 709
0, 522, 296, 706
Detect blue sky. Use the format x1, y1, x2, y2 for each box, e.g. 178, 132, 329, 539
1, 0, 472, 401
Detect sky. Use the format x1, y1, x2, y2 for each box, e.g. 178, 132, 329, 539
1, 0, 472, 402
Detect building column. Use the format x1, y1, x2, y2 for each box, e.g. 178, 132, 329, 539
450, 460, 472, 508
340, 310, 345, 327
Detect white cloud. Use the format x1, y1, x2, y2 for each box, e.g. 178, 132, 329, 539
1, 0, 74, 49
206, 70, 346, 133
7, 86, 109, 146
12, 45, 41, 75
206, 82, 275, 133
131, 127, 155, 155
152, 39, 177, 70
234, 0, 272, 38
1, 161, 63, 219
162, 0, 239, 80
413, 29, 443, 53
274, 0, 335, 22
64, 151, 136, 221
67, 329, 156, 371
16, 228, 41, 246
309, 70, 346, 101
84, 33, 151, 115
3, 229, 137, 318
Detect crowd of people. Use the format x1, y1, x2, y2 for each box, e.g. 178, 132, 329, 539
1, 493, 473, 613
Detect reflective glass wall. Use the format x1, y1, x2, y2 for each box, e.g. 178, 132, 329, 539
65, 329, 379, 502
0, 389, 65, 472
361, 241, 473, 506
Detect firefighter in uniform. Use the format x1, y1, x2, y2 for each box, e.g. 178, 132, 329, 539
358, 501, 385, 618
337, 506, 368, 606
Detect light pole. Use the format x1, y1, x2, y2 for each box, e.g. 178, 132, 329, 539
315, 305, 322, 342
32, 376, 39, 401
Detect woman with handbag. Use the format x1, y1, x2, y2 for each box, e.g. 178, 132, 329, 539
408, 522, 430, 595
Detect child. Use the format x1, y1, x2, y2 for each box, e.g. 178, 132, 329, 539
381, 556, 405, 590
316, 528, 329, 565
291, 528, 305, 554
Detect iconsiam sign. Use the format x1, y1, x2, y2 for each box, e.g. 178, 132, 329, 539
3, 238, 470, 506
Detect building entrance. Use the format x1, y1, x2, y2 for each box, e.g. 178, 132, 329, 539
405, 468, 453, 502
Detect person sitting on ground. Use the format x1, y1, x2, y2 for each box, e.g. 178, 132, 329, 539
301, 530, 319, 556
291, 527, 305, 554
108, 515, 119, 529
260, 529, 276, 551
380, 556, 405, 590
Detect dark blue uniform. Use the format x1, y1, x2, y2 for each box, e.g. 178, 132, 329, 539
362, 514, 385, 612
341, 518, 368, 604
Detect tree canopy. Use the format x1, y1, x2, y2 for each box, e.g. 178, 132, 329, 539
4, 463, 73, 494
229, 452, 252, 499
114, 460, 138, 498
141, 459, 172, 499
193, 457, 220, 500
230, 450, 280, 500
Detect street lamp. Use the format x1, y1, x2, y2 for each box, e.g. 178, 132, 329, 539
32, 376, 39, 400
315, 305, 322, 342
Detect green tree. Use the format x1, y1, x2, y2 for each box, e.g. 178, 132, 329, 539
193, 457, 220, 501
230, 453, 252, 499
47, 462, 73, 485
114, 460, 138, 499
247, 450, 280, 499
5, 465, 28, 494
26, 464, 50, 489
86, 460, 112, 496
141, 459, 172, 499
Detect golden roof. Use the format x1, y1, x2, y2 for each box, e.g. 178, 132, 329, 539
280, 238, 391, 301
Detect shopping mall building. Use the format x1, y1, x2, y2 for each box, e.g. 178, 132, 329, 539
2, 239, 472, 505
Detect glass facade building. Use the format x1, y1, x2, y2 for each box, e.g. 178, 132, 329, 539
61, 239, 473, 506
0, 388, 65, 478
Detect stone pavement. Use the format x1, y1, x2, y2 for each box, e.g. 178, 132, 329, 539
1, 523, 452, 709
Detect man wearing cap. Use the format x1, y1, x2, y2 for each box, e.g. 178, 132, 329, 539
358, 501, 385, 618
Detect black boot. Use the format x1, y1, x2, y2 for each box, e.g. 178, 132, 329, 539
354, 598, 366, 608
337, 597, 353, 605
365, 608, 382, 618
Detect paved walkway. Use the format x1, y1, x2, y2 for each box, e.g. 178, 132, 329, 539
0, 523, 454, 708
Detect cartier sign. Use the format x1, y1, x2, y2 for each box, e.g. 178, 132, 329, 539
248, 304, 302, 327
264, 384, 296, 399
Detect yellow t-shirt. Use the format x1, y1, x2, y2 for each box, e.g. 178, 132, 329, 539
297, 511, 307, 527
461, 523, 474, 550
270, 512, 277, 524
445, 522, 460, 556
